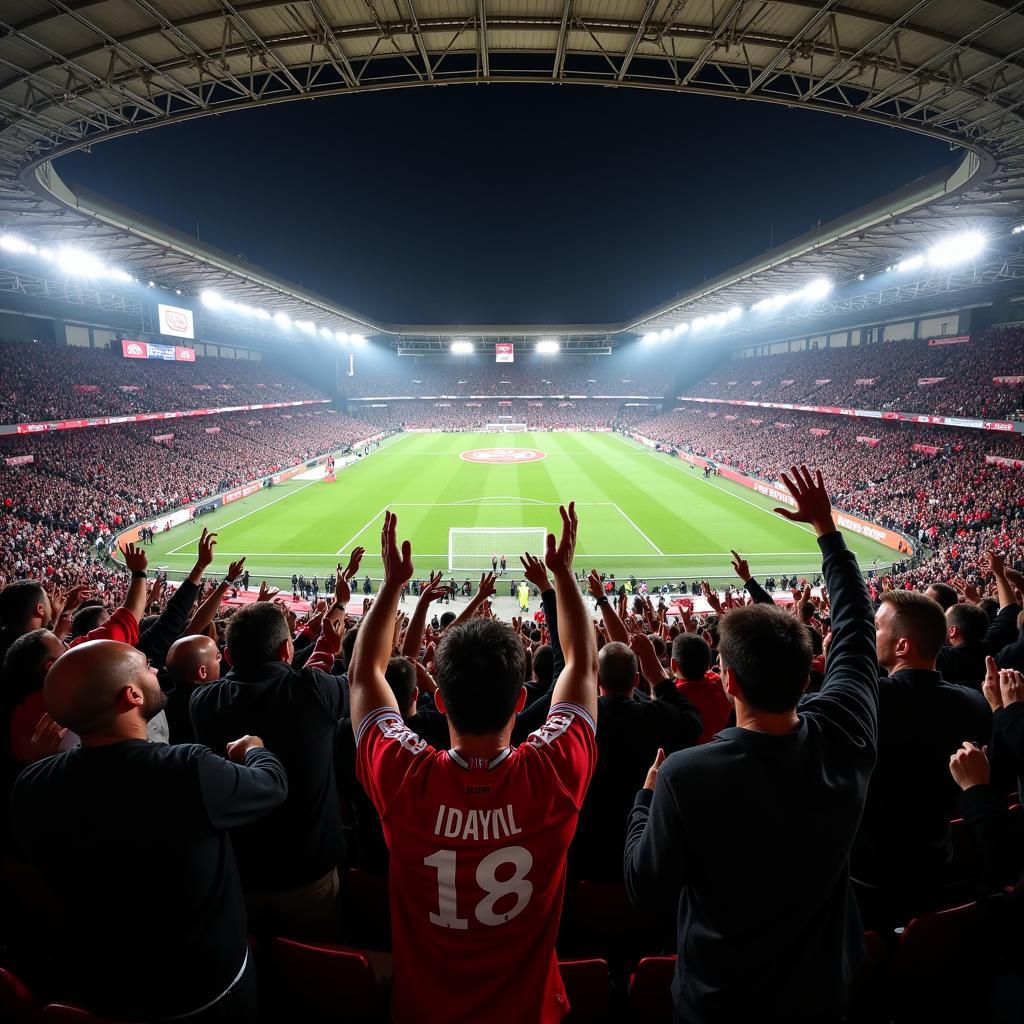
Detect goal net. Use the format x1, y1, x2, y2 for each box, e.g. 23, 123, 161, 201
448, 527, 548, 571
484, 422, 528, 432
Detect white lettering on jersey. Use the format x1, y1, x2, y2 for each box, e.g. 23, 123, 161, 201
529, 711, 574, 747
433, 804, 522, 841
380, 717, 428, 756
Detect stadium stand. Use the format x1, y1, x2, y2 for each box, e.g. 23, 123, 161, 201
684, 325, 1024, 421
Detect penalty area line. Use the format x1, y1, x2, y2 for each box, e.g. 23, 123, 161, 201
609, 502, 664, 555
335, 506, 388, 556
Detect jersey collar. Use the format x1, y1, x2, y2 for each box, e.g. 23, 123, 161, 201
448, 747, 512, 771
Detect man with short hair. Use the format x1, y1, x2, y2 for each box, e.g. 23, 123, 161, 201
0, 580, 52, 665
351, 506, 598, 1023
11, 640, 287, 1023
624, 466, 877, 1024
925, 581, 959, 611
190, 599, 346, 939
996, 609, 1024, 672
670, 633, 730, 744
853, 588, 992, 923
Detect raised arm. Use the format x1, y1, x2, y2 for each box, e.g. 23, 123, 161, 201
545, 503, 598, 720
402, 570, 447, 658
348, 512, 413, 733
450, 572, 497, 628
775, 465, 877, 748
186, 557, 245, 637
731, 550, 774, 606
521, 553, 564, 682
119, 542, 150, 624
587, 569, 629, 643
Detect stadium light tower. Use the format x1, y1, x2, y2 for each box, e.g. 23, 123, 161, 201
536, 339, 559, 355
451, 340, 474, 355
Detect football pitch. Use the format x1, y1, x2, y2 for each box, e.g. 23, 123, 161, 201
135, 431, 900, 586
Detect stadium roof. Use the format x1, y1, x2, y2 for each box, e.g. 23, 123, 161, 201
1, 0, 1023, 342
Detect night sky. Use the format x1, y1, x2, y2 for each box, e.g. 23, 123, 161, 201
58, 85, 953, 325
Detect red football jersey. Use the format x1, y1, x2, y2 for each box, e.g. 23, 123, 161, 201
356, 701, 597, 1024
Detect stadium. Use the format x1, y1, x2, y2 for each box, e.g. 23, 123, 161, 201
1, 1, 1024, 1022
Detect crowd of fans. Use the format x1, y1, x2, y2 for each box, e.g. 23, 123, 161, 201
687, 324, 1024, 420
0, 409, 373, 601
339, 357, 672, 399
350, 399, 655, 431
0, 337, 325, 423
3, 465, 1024, 1023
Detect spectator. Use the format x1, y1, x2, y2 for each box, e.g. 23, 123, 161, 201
10, 639, 288, 1022
669, 633, 731, 744
624, 466, 877, 1024
164, 633, 223, 745
189, 599, 347, 939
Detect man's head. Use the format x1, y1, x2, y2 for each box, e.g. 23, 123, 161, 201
671, 634, 712, 682
439, 611, 456, 630
875, 590, 947, 671
2, 628, 65, 704
925, 582, 959, 611
433, 619, 527, 736
979, 597, 999, 622
0, 581, 51, 638
45, 640, 165, 738
385, 656, 418, 716
946, 602, 989, 649
598, 641, 639, 696
70, 603, 109, 641
225, 602, 292, 673
531, 645, 554, 689
718, 605, 812, 713
165, 634, 222, 687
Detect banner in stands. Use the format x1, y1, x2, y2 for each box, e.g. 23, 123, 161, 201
815, 379, 831, 385
855, 379, 877, 385
994, 376, 1024, 385
122, 339, 195, 362
221, 482, 262, 506
857, 436, 881, 446
4, 398, 330, 435
495, 343, 514, 363
4, 454, 33, 466
912, 444, 942, 455
780, 380, 795, 386
928, 335, 970, 346
748, 418, 763, 425
918, 377, 946, 386
751, 381, 762, 385
73, 385, 99, 393
156, 304, 195, 340
986, 455, 1024, 469
675, 397, 1024, 434
205, 426, 222, 434
810, 427, 831, 436
151, 434, 174, 443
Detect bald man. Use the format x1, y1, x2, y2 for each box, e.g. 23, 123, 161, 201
164, 634, 223, 745
11, 640, 288, 1023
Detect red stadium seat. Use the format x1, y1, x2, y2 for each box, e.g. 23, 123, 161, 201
559, 958, 610, 1022
271, 936, 382, 1023
627, 955, 676, 1023
0, 965, 35, 1024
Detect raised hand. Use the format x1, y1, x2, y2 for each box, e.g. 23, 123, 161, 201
320, 614, 344, 655
544, 502, 578, 577
629, 630, 665, 686
195, 528, 217, 571
256, 581, 280, 602
701, 581, 722, 614
949, 742, 990, 791
27, 712, 68, 763
476, 572, 496, 601
419, 570, 448, 603
586, 570, 605, 603
341, 546, 366, 582
773, 464, 834, 536
120, 542, 148, 573
226, 557, 246, 582
520, 552, 551, 592
982, 655, 1002, 711
147, 576, 164, 608
730, 550, 751, 583
63, 584, 94, 612
643, 748, 666, 792
226, 735, 264, 763
380, 511, 414, 587
999, 668, 1024, 708
982, 550, 1006, 578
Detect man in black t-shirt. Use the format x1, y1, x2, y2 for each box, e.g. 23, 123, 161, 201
11, 640, 286, 1023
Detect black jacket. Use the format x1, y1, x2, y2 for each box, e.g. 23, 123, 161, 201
570, 679, 702, 883
11, 741, 286, 1020
937, 602, 1022, 688
623, 531, 877, 1024
190, 659, 346, 892
997, 627, 1024, 672
852, 668, 992, 893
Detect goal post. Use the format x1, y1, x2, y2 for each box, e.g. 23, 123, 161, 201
448, 527, 548, 572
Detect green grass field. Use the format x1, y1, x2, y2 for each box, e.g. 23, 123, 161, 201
132, 431, 900, 586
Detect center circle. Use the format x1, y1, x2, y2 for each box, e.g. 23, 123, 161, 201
459, 447, 547, 464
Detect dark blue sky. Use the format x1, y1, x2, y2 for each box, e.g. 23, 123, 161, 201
58, 85, 953, 325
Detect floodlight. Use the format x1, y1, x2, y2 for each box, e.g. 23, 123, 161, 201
108, 268, 132, 283
857, 273, 865, 281
335, 331, 349, 344
927, 230, 986, 267
148, 280, 156, 288
350, 335, 368, 347
640, 332, 658, 344
727, 306, 742, 320
451, 340, 474, 355
175, 289, 182, 295
294, 320, 316, 335
253, 308, 270, 320
273, 311, 292, 329
536, 340, 559, 355
0, 233, 37, 255
319, 327, 334, 340
200, 290, 223, 308
1013, 224, 1024, 236
800, 277, 833, 301
55, 248, 105, 277
672, 322, 689, 337
659, 328, 672, 340
896, 255, 924, 273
